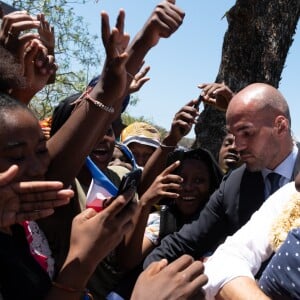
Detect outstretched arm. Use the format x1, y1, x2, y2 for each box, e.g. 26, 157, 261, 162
47, 3, 184, 187
202, 184, 293, 299
0, 11, 57, 103
117, 161, 182, 270
131, 255, 207, 300
215, 277, 271, 300
11, 38, 57, 104
0, 11, 40, 59
45, 188, 137, 300
139, 98, 199, 196
124, 0, 184, 96
46, 10, 128, 186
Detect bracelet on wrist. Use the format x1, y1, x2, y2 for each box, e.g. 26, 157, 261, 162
52, 281, 94, 300
78, 90, 115, 114
160, 143, 177, 150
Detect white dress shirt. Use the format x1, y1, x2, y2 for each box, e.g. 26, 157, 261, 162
203, 181, 298, 300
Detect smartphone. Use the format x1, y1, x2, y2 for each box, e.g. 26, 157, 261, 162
117, 168, 142, 196
194, 94, 203, 110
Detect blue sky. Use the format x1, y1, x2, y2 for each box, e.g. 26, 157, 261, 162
77, 1, 299, 139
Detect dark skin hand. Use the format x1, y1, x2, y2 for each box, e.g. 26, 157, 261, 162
131, 255, 208, 300
198, 82, 234, 111
139, 99, 199, 196
0, 165, 73, 228
45, 188, 138, 300
0, 11, 40, 58
11, 38, 57, 104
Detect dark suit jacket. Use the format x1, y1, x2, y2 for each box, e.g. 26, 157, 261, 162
143, 147, 300, 268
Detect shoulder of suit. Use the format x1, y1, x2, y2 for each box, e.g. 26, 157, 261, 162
222, 164, 246, 182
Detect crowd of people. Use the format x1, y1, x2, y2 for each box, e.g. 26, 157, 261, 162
0, 1, 299, 300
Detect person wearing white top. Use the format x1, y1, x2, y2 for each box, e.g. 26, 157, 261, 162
204, 174, 300, 300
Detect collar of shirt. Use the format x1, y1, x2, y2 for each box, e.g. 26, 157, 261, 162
262, 144, 298, 197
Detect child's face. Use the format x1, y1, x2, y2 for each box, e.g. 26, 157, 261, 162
90, 125, 115, 171
0, 108, 50, 182
109, 147, 132, 170
128, 142, 156, 167
175, 158, 211, 218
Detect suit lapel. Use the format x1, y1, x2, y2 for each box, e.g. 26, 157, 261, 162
239, 169, 265, 226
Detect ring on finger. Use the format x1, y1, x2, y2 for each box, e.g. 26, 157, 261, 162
8, 31, 16, 38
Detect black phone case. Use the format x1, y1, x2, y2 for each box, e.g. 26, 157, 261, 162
117, 168, 142, 195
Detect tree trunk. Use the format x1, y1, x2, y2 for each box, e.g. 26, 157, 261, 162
194, 0, 300, 159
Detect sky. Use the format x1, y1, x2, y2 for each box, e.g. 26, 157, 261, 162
76, 1, 299, 139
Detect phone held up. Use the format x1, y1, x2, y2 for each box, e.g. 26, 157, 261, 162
194, 94, 203, 110
86, 168, 142, 213
117, 168, 142, 196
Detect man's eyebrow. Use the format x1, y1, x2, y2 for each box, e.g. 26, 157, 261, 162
236, 125, 248, 131
232, 122, 253, 131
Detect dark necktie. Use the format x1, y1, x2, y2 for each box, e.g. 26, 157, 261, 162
267, 172, 281, 196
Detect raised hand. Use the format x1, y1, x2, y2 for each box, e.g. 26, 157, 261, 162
131, 255, 208, 300
138, 99, 199, 196
198, 82, 235, 111
1, 11, 57, 103
101, 9, 129, 62
37, 13, 55, 55
11, 38, 57, 104
89, 10, 129, 115
128, 65, 151, 94
0, 165, 73, 228
140, 160, 182, 207
63, 187, 137, 273
47, 188, 137, 298
140, 0, 185, 48
0, 10, 39, 58
25, 39, 56, 79
37, 13, 56, 84
164, 99, 199, 146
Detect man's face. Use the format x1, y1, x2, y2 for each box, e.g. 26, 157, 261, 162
226, 106, 279, 172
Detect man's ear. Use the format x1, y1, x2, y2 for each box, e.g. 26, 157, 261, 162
275, 115, 289, 134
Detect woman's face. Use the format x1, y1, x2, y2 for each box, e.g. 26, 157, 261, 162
175, 158, 211, 218
0, 109, 50, 182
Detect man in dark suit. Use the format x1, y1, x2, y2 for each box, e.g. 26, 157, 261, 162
144, 82, 300, 268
